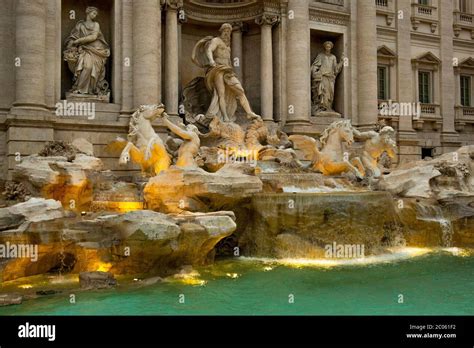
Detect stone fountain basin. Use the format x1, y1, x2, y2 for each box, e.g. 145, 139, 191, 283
239, 191, 403, 258
237, 190, 474, 259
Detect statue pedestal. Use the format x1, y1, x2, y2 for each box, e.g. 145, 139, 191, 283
313, 110, 342, 118
310, 115, 345, 135
66, 92, 110, 103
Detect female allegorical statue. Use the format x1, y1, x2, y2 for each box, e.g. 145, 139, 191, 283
311, 41, 344, 116
63, 6, 110, 96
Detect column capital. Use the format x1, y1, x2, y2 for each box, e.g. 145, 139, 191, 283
256, 13, 280, 27
231, 22, 244, 32
161, 0, 183, 11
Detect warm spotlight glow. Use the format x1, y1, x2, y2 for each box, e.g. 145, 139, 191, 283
91, 201, 144, 213
95, 262, 112, 272
168, 271, 207, 286
180, 278, 207, 286
18, 284, 33, 289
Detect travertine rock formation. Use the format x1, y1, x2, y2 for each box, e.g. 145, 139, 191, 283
0, 207, 236, 280
143, 166, 263, 213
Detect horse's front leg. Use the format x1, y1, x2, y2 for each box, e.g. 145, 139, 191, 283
322, 160, 360, 179
145, 136, 159, 160
119, 142, 133, 164
340, 159, 364, 180
351, 157, 367, 178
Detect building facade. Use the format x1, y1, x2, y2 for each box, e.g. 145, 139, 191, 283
0, 0, 473, 180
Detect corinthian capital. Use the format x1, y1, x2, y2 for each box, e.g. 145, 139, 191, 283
232, 22, 244, 32
255, 13, 280, 26
162, 0, 183, 11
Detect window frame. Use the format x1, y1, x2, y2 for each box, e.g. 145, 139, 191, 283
377, 65, 390, 101
418, 70, 432, 104
460, 74, 471, 107
459, 0, 469, 13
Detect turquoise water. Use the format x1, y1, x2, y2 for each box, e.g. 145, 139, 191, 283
1, 250, 473, 315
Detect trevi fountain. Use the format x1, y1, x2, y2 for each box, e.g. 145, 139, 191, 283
0, 3, 473, 317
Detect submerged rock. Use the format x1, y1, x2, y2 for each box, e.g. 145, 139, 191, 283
0, 293, 22, 306
79, 271, 117, 289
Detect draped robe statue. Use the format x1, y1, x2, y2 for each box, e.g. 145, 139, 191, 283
191, 23, 259, 122
64, 6, 110, 96
311, 41, 344, 116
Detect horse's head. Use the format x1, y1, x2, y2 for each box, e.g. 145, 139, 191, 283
338, 120, 354, 146
321, 119, 354, 147
137, 104, 166, 120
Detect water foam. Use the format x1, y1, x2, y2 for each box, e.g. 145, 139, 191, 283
239, 247, 438, 268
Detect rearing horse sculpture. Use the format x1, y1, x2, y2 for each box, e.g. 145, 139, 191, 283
107, 104, 171, 176
289, 120, 365, 179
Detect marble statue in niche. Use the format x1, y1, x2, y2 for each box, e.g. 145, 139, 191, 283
185, 23, 259, 129
63, 6, 111, 101
311, 41, 344, 117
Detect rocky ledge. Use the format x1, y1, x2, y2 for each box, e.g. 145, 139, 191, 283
0, 200, 236, 281
144, 166, 263, 213
377, 146, 474, 247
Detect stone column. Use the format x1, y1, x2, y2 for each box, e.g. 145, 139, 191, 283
231, 22, 244, 84
256, 14, 279, 122
356, 0, 378, 129
12, 0, 48, 111
8, 0, 53, 180
0, 0, 16, 114
120, 0, 134, 117
164, 0, 182, 116
132, 0, 161, 108
439, 0, 460, 151
285, 0, 311, 131
396, 0, 418, 164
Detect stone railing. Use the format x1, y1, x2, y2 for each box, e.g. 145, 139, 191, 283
314, 0, 344, 6
411, 2, 438, 18
420, 103, 437, 114
453, 11, 474, 29
455, 105, 474, 120
419, 104, 441, 121
453, 11, 474, 37
411, 2, 438, 32
376, 0, 388, 7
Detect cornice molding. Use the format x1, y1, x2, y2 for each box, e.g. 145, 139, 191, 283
183, 0, 284, 24
309, 7, 350, 26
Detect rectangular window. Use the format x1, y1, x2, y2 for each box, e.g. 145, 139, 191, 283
459, 0, 468, 13
461, 75, 471, 106
418, 0, 429, 5
377, 66, 389, 100
418, 71, 431, 104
